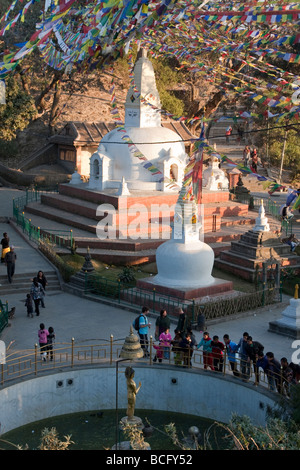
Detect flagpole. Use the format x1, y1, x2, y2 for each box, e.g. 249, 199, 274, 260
278, 128, 288, 184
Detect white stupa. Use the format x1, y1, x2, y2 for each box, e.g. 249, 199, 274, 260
252, 200, 270, 232
137, 181, 234, 299
202, 157, 229, 191
153, 186, 215, 288
88, 49, 187, 192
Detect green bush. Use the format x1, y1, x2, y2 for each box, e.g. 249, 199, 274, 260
0, 76, 36, 141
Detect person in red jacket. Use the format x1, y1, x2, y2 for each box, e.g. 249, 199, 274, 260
211, 335, 225, 372
225, 126, 232, 143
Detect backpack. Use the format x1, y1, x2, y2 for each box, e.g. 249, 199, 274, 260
133, 314, 145, 331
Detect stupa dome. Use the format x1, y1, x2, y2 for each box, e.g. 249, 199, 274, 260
154, 238, 215, 288
100, 126, 187, 190
88, 48, 187, 192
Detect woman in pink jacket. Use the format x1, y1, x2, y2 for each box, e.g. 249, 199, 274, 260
38, 323, 49, 361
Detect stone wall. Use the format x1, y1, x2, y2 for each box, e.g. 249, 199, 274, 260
0, 366, 277, 434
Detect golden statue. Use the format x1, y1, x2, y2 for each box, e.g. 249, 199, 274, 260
125, 366, 141, 421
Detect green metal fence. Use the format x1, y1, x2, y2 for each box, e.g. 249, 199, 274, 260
13, 190, 73, 248
84, 273, 282, 326
0, 300, 9, 334
84, 273, 190, 316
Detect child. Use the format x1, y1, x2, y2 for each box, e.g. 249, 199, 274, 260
38, 323, 49, 361
47, 326, 55, 361
171, 329, 183, 366
25, 293, 33, 318
159, 327, 172, 360
197, 331, 214, 371
153, 327, 172, 363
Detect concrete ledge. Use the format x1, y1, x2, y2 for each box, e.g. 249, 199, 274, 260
269, 321, 300, 339
0, 365, 278, 434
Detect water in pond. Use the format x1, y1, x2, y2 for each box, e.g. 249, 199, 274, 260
1, 409, 228, 450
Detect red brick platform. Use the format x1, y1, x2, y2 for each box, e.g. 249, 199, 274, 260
23, 183, 256, 265
136, 276, 234, 300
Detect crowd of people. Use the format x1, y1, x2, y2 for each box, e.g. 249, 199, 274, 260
135, 306, 300, 395
242, 146, 261, 172
1, 231, 55, 362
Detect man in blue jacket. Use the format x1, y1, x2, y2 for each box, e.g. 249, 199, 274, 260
138, 306, 151, 357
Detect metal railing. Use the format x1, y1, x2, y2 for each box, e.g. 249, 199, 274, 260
84, 274, 191, 318
0, 300, 9, 334
12, 190, 73, 249
0, 337, 290, 397
84, 273, 282, 326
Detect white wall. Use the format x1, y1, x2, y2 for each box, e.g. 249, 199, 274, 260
0, 366, 277, 434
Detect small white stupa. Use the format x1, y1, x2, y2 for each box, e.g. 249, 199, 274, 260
88, 49, 187, 192
269, 284, 300, 339
202, 157, 229, 191
252, 200, 270, 232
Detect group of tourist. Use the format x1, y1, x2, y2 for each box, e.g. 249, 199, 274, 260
242, 146, 260, 172
38, 323, 55, 361
135, 306, 300, 395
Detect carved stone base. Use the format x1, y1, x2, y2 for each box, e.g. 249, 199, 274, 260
111, 440, 151, 450
120, 415, 144, 429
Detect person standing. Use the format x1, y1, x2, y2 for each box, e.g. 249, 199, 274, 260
251, 149, 258, 172
179, 331, 194, 367
4, 245, 16, 283
25, 293, 33, 318
266, 351, 281, 392
38, 323, 49, 361
47, 326, 55, 361
159, 327, 172, 360
245, 336, 264, 385
36, 271, 48, 308
138, 306, 151, 357
1, 232, 9, 263
237, 332, 250, 381
197, 331, 214, 371
31, 278, 45, 316
155, 309, 170, 341
175, 307, 190, 338
225, 126, 232, 143
223, 334, 240, 377
171, 329, 183, 366
243, 146, 250, 167
211, 335, 225, 372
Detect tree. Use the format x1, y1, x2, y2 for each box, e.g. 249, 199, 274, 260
0, 75, 36, 141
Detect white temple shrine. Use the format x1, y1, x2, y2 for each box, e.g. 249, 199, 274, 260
88, 49, 187, 193
202, 157, 229, 191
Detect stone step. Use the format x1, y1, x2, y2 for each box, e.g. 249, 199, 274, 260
219, 249, 300, 269
40, 192, 247, 222
0, 271, 61, 295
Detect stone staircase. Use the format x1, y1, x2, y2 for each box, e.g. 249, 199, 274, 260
0, 270, 61, 296
18, 178, 260, 265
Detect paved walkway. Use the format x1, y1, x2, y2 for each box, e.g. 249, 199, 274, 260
0, 188, 297, 365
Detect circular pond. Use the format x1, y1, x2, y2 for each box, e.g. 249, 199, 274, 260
1, 409, 228, 450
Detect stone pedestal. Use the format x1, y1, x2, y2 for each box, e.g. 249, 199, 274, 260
215, 229, 299, 282
120, 415, 144, 429
269, 297, 300, 338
